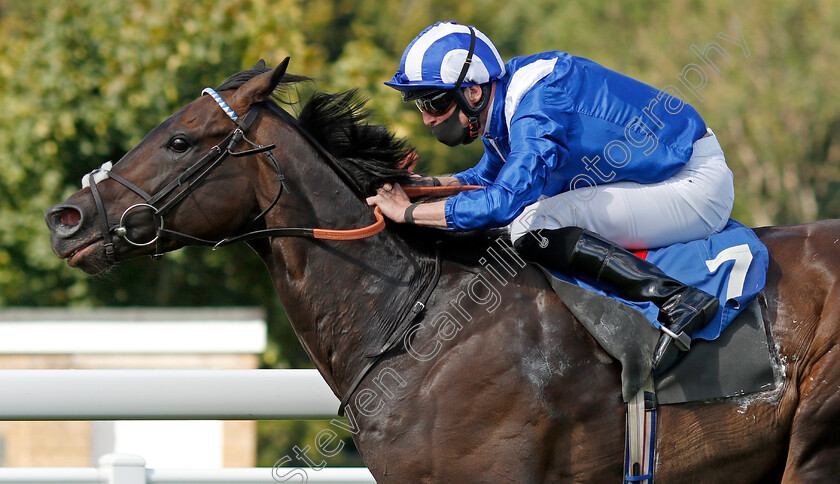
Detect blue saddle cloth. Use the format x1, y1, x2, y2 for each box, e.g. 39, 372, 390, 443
549, 219, 769, 341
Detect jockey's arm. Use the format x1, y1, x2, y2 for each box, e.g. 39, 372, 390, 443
406, 175, 462, 187
434, 176, 461, 186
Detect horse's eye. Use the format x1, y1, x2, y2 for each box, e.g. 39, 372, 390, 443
168, 137, 190, 153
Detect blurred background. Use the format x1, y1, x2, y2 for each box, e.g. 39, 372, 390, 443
1, 0, 838, 468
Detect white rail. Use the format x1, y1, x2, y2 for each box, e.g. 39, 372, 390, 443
0, 369, 340, 420
0, 371, 372, 483
0, 454, 375, 483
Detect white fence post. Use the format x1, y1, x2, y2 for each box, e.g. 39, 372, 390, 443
99, 454, 147, 484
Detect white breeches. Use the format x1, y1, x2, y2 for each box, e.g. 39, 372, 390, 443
509, 128, 735, 250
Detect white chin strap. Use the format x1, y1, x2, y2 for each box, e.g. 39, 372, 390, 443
81, 161, 113, 189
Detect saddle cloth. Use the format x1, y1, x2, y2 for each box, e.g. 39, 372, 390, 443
546, 219, 769, 341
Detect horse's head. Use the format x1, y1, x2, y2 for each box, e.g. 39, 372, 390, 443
46, 59, 293, 274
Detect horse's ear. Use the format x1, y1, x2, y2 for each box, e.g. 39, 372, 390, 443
233, 57, 290, 107
269, 57, 290, 90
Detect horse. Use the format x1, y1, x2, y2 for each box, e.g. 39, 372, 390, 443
46, 59, 840, 482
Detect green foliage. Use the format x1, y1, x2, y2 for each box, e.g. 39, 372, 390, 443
1, 0, 838, 468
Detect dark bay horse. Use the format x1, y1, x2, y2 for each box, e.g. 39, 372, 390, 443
46, 60, 840, 482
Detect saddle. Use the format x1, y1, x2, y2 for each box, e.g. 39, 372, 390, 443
541, 268, 780, 404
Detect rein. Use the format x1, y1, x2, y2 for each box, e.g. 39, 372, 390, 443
209, 185, 484, 247
85, 89, 484, 258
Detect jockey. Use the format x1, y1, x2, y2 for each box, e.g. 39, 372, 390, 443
366, 21, 735, 371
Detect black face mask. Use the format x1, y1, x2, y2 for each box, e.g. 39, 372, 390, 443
430, 105, 480, 146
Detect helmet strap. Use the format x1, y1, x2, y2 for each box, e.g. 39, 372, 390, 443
452, 26, 476, 90
451, 26, 491, 140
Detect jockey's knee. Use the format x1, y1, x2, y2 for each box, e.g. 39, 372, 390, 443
513, 226, 585, 272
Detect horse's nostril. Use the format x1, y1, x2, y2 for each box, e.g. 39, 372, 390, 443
59, 207, 82, 227
46, 204, 85, 234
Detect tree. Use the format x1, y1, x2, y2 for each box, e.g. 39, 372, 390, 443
2, 0, 838, 468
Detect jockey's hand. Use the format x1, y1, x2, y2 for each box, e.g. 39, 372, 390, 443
366, 183, 411, 223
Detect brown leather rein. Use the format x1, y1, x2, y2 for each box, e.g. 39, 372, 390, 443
314, 185, 484, 241
208, 184, 484, 248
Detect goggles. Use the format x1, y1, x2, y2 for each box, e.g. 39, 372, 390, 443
413, 91, 455, 116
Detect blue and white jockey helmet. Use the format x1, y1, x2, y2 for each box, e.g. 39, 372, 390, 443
385, 21, 506, 99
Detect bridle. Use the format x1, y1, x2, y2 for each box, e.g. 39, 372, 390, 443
85, 87, 387, 262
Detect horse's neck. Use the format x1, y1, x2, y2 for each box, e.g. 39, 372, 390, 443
250, 136, 426, 394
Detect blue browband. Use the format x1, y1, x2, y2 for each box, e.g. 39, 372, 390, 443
201, 87, 240, 121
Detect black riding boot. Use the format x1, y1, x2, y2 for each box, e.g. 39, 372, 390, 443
514, 227, 719, 371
